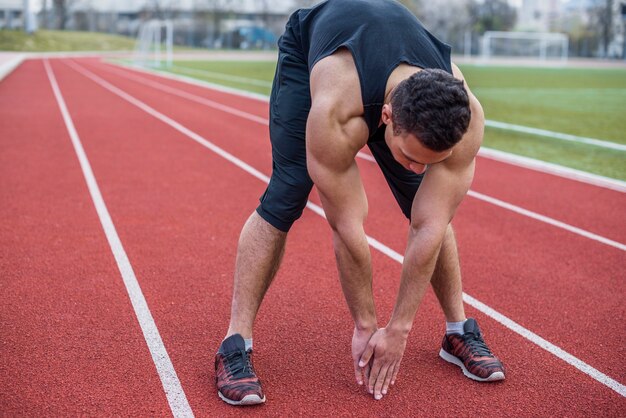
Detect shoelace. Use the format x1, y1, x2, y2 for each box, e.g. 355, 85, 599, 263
224, 349, 254, 379
462, 333, 493, 357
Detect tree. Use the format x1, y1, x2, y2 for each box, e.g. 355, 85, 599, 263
467, 0, 517, 35
53, 0, 70, 30
588, 0, 614, 57
412, 0, 470, 51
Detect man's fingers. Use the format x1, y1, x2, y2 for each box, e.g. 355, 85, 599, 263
374, 364, 391, 400
367, 359, 379, 394
364, 361, 371, 383
367, 359, 382, 397
391, 360, 401, 385
382, 362, 395, 395
354, 360, 363, 385
359, 342, 375, 369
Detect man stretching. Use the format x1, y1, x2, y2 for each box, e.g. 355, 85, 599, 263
214, 0, 505, 406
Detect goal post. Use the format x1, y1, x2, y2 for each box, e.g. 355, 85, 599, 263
133, 19, 173, 68
481, 31, 569, 62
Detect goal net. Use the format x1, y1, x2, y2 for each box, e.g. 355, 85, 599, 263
481, 31, 569, 62
134, 20, 174, 68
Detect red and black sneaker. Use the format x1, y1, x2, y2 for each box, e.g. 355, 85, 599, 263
439, 318, 505, 382
215, 334, 266, 406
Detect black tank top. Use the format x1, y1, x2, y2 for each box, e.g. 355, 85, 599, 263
282, 0, 452, 138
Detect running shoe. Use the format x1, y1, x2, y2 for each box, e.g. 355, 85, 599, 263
439, 318, 505, 382
215, 334, 266, 405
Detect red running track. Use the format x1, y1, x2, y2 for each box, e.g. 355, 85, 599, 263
0, 58, 624, 416
77, 57, 626, 378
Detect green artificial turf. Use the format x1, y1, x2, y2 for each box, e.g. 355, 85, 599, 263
167, 60, 276, 95
460, 65, 626, 145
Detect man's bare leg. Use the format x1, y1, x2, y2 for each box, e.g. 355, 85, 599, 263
433, 224, 505, 381
430, 224, 466, 322
226, 211, 287, 339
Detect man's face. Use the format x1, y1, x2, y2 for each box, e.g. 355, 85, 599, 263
381, 104, 453, 174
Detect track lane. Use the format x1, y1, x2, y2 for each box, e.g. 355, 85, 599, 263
95, 58, 270, 120
49, 58, 625, 414
0, 60, 174, 416
71, 58, 626, 382
45, 59, 193, 417
94, 58, 626, 244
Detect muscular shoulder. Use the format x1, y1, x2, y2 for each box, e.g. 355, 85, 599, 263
309, 49, 369, 145
441, 63, 484, 170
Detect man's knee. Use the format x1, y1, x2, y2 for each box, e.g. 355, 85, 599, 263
255, 203, 305, 233
256, 178, 313, 232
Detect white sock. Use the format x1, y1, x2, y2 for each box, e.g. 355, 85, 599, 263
446, 320, 466, 335
244, 338, 253, 351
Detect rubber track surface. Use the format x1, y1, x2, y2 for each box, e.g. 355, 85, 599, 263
1, 58, 624, 416
81, 58, 626, 379
0, 60, 172, 416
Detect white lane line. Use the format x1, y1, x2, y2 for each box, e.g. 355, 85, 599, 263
484, 120, 626, 152
461, 294, 626, 397
468, 191, 626, 251
88, 60, 626, 252
478, 148, 626, 193
98, 63, 269, 126
356, 151, 376, 162
44, 59, 194, 418
102, 60, 626, 193
66, 59, 626, 398
104, 61, 626, 192
134, 62, 626, 152
170, 64, 273, 88
0, 53, 25, 81
112, 60, 270, 102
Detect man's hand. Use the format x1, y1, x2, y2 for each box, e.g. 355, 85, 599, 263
358, 328, 408, 400
352, 326, 377, 386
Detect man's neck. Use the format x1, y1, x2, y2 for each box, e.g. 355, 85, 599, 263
384, 64, 423, 104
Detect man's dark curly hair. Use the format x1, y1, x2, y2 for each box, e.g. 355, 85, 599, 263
390, 69, 471, 152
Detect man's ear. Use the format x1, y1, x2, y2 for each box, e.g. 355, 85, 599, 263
381, 104, 393, 125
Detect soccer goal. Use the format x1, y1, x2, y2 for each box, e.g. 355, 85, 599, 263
481, 31, 569, 62
134, 19, 174, 68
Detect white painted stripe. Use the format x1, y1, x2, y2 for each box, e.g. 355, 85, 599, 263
108, 60, 625, 191
66, 60, 271, 186
0, 54, 26, 81
312, 203, 626, 396
67, 60, 626, 397
485, 120, 626, 151
462, 294, 626, 397
44, 60, 194, 418
123, 62, 626, 152
93, 60, 626, 251
356, 151, 376, 162
95, 63, 269, 126
467, 191, 626, 251
171, 67, 626, 152
171, 64, 273, 88
478, 147, 626, 193
113, 60, 270, 102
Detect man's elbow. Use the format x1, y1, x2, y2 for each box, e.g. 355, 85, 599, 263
470, 96, 485, 131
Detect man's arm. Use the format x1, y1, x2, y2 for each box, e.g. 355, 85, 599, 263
306, 94, 380, 385
306, 102, 374, 327
306, 50, 381, 386
389, 94, 483, 331
360, 84, 485, 399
